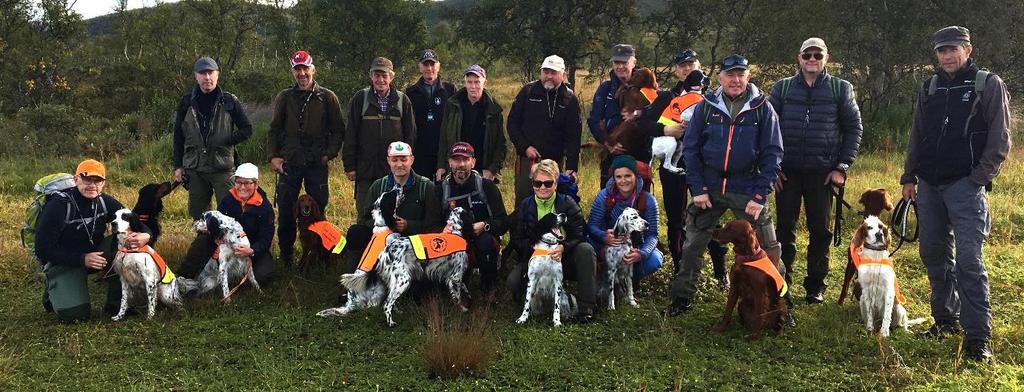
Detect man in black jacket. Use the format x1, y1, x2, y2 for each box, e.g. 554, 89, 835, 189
406, 49, 455, 179
768, 38, 862, 304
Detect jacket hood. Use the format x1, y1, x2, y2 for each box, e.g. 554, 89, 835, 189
704, 82, 767, 119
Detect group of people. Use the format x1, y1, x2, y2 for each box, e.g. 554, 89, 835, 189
36, 25, 1008, 362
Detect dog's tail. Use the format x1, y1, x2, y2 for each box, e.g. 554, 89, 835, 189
340, 270, 371, 293
906, 317, 929, 327
175, 277, 199, 297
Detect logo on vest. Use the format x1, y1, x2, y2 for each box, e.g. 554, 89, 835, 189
961, 91, 972, 102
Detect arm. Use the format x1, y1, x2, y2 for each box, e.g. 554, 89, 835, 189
638, 92, 672, 137
682, 102, 709, 196
343, 92, 361, 173
482, 180, 510, 236
509, 202, 533, 262
753, 101, 784, 204
267, 92, 286, 161
487, 101, 508, 173
638, 194, 660, 258
172, 96, 188, 168
251, 202, 275, 257
585, 190, 609, 242
561, 197, 587, 250
226, 94, 253, 145
836, 80, 863, 168
506, 87, 530, 156
436, 100, 458, 170
767, 80, 783, 113
325, 91, 345, 160
587, 82, 610, 144
402, 94, 417, 148
900, 86, 928, 185
34, 197, 84, 267
969, 74, 1012, 186
564, 94, 583, 171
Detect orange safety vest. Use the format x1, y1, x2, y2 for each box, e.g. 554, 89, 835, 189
119, 245, 175, 284
530, 247, 557, 259
658, 92, 704, 126
639, 87, 658, 105
742, 254, 788, 297
409, 234, 467, 260
357, 229, 393, 272
308, 221, 344, 251
849, 244, 906, 304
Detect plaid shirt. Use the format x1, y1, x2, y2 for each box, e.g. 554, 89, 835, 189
375, 88, 391, 114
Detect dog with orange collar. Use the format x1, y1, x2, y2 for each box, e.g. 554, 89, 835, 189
109, 208, 186, 320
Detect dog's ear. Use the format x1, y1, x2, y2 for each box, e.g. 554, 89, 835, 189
312, 197, 324, 219
880, 189, 894, 211
880, 222, 891, 248
125, 212, 147, 233
852, 224, 867, 249
206, 214, 222, 239
293, 196, 303, 219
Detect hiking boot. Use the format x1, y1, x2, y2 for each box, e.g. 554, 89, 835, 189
572, 309, 595, 324
716, 273, 731, 292
806, 291, 825, 305
277, 252, 294, 266
663, 297, 692, 317
965, 340, 993, 363
785, 311, 797, 328
919, 322, 962, 338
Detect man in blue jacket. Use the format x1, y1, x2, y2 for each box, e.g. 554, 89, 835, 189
588, 44, 637, 188
663, 54, 787, 318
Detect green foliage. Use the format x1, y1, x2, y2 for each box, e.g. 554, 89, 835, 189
12, 103, 97, 157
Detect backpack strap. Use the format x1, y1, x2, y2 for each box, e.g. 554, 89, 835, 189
830, 77, 844, 106
927, 75, 939, 96
975, 70, 990, 94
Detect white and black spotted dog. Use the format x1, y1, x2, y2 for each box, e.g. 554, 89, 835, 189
517, 213, 577, 326
109, 208, 186, 320
192, 210, 261, 303
602, 207, 648, 310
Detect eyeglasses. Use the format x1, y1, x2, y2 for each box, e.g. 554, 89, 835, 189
234, 180, 256, 186
79, 175, 105, 186
532, 180, 555, 189
801, 52, 824, 61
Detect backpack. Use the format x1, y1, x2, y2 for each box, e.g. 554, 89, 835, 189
22, 173, 76, 260
926, 70, 990, 97
776, 75, 845, 115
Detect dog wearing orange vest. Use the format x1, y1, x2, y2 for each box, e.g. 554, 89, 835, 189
851, 214, 927, 337
711, 220, 789, 340
517, 212, 577, 326
838, 188, 894, 305
192, 210, 261, 303
295, 194, 343, 273
110, 208, 186, 320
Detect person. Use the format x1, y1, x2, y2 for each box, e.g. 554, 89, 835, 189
507, 55, 583, 205
178, 163, 275, 288
638, 49, 728, 288
35, 159, 151, 323
588, 44, 637, 188
173, 56, 254, 220
344, 57, 417, 215
586, 155, 663, 283
768, 37, 863, 305
507, 159, 597, 323
437, 142, 509, 292
435, 64, 507, 182
343, 142, 441, 274
663, 54, 788, 320
267, 50, 345, 263
406, 49, 456, 178
901, 26, 1010, 362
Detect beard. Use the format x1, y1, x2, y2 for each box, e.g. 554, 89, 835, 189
543, 80, 558, 90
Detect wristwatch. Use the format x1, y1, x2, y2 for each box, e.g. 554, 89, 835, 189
484, 223, 492, 232
835, 163, 849, 173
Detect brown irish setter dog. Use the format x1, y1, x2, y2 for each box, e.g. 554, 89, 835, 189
295, 194, 338, 273
711, 220, 788, 340
605, 67, 659, 157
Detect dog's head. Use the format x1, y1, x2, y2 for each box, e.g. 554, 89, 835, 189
532, 213, 567, 246
712, 220, 760, 256
615, 67, 659, 112
372, 188, 402, 229
854, 215, 890, 251
443, 206, 476, 236
613, 207, 648, 245
194, 210, 223, 239
132, 181, 180, 216
295, 194, 324, 222
112, 208, 146, 235
859, 188, 894, 217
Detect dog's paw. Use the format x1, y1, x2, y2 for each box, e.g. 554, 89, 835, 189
111, 315, 124, 322
553, 320, 562, 327
516, 316, 528, 324
316, 308, 344, 318
628, 300, 639, 308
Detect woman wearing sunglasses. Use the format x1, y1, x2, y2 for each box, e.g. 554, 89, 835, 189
507, 159, 598, 323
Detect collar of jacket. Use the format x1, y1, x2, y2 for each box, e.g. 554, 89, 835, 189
938, 57, 978, 82
371, 85, 399, 104
190, 84, 223, 103
454, 88, 495, 108
387, 171, 418, 190
529, 80, 570, 98
291, 81, 322, 95
706, 82, 766, 120
791, 68, 830, 87
416, 76, 443, 93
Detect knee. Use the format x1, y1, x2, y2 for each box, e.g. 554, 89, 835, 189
571, 243, 597, 269
55, 304, 91, 324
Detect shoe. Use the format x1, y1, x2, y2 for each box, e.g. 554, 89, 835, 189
920, 322, 962, 338
806, 291, 824, 305
965, 340, 993, 362
716, 274, 731, 292
785, 311, 797, 328
663, 297, 692, 317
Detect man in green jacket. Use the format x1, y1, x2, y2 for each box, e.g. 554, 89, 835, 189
267, 50, 345, 262
434, 64, 507, 182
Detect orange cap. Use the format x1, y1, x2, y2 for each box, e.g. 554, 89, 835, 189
75, 159, 106, 179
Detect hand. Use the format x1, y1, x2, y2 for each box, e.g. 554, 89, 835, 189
664, 123, 685, 138
825, 170, 846, 186
173, 168, 185, 183
773, 171, 788, 192
565, 170, 577, 183
435, 168, 447, 182
693, 194, 712, 209
321, 155, 330, 166
481, 170, 495, 181
745, 200, 765, 221
233, 244, 254, 257
610, 143, 627, 154
125, 232, 151, 249
84, 252, 107, 270
525, 146, 541, 160
604, 229, 624, 246
623, 249, 641, 264
550, 244, 564, 261
902, 183, 917, 202
270, 157, 286, 175
345, 171, 356, 181
394, 217, 408, 233
472, 222, 486, 235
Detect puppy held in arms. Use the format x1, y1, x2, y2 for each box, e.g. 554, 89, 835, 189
602, 207, 647, 310
606, 67, 689, 174
711, 220, 789, 340
192, 210, 261, 303
517, 212, 577, 326
851, 215, 927, 337
109, 208, 187, 320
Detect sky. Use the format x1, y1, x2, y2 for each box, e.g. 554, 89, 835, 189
71, 0, 180, 19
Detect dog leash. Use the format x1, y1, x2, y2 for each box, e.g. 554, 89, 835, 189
830, 185, 862, 247
889, 198, 918, 256
219, 259, 254, 304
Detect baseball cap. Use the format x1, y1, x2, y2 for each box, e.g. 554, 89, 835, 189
193, 57, 219, 73
720, 54, 749, 72
448, 142, 475, 158
799, 37, 828, 53
933, 26, 971, 49
673, 49, 698, 65
464, 64, 486, 79
76, 159, 106, 179
419, 49, 438, 64
290, 50, 313, 68
370, 57, 394, 74
611, 44, 636, 62
234, 163, 259, 180
387, 141, 413, 157
540, 55, 566, 73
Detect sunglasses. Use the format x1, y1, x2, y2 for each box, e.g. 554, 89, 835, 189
532, 180, 555, 189
722, 55, 748, 68
801, 52, 824, 61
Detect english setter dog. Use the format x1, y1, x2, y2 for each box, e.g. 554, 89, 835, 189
109, 208, 186, 320
602, 207, 648, 310
192, 210, 261, 303
516, 213, 576, 326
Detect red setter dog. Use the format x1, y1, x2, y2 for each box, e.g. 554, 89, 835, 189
837, 188, 895, 305
711, 220, 789, 340
296, 194, 341, 273
604, 67, 659, 157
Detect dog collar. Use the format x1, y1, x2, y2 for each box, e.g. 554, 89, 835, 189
863, 243, 887, 251
735, 247, 766, 263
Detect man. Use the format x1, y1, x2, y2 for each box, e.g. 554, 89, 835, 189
35, 159, 151, 323
638, 50, 728, 288
507, 55, 583, 205
344, 57, 417, 215
173, 56, 253, 220
435, 64, 507, 182
664, 54, 788, 319
267, 50, 345, 263
769, 37, 863, 305
588, 44, 637, 187
437, 142, 508, 292
901, 26, 1010, 362
406, 49, 456, 178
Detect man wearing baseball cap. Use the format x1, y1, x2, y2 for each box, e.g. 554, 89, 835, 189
588, 44, 638, 188
507, 54, 583, 205
437, 142, 509, 292
344, 56, 417, 215
405, 49, 456, 179
36, 159, 152, 323
173, 56, 254, 221
901, 26, 1010, 362
436, 64, 507, 183
267, 50, 345, 263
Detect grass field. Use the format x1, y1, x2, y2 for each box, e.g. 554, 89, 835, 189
1, 77, 1023, 390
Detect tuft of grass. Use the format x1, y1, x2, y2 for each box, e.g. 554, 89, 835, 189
421, 295, 497, 379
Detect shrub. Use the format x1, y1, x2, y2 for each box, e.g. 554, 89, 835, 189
12, 103, 98, 157
421, 295, 496, 379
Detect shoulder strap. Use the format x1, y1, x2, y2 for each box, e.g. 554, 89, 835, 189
927, 75, 939, 96
474, 175, 492, 218
830, 77, 843, 105
780, 77, 794, 102
975, 70, 990, 94
441, 179, 451, 204
361, 87, 371, 116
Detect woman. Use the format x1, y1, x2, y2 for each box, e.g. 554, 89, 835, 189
587, 155, 663, 282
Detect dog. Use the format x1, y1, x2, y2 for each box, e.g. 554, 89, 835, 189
295, 194, 342, 272
516, 213, 577, 326
605, 67, 686, 174
838, 188, 894, 305
131, 180, 180, 246
191, 210, 261, 303
850, 215, 927, 337
109, 208, 186, 320
711, 220, 788, 340
602, 207, 647, 310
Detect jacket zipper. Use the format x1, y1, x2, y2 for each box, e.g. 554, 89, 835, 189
720, 99, 766, 194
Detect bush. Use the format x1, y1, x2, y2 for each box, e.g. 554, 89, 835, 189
420, 295, 496, 379
12, 103, 98, 157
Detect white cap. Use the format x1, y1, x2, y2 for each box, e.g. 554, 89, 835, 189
234, 163, 259, 180
540, 55, 566, 73
387, 141, 413, 157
